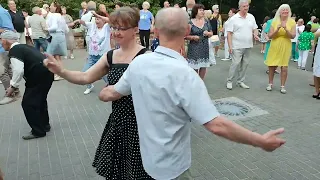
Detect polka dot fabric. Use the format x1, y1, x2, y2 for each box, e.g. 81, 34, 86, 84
92, 49, 154, 180
298, 32, 315, 51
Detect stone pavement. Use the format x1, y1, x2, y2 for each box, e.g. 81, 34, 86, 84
1, 47, 320, 180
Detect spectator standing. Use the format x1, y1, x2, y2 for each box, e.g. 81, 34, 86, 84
79, 1, 88, 18
28, 6, 49, 52
139, 1, 154, 49
62, 6, 76, 59
22, 9, 33, 45
7, 0, 29, 44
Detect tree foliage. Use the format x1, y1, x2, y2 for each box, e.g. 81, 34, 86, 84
0, 0, 319, 24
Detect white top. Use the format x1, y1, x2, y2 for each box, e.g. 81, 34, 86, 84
226, 13, 258, 49
9, 42, 24, 88
114, 46, 220, 179
224, 18, 231, 39
81, 11, 95, 31
24, 16, 32, 36
46, 13, 68, 34
85, 22, 111, 56
292, 25, 305, 42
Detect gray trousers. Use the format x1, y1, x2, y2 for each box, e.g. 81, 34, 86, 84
227, 48, 251, 83
0, 52, 12, 90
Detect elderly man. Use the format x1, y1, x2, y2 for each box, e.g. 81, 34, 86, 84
7, 0, 29, 44
226, 0, 259, 90
163, 1, 170, 8
308, 16, 316, 25
0, 31, 54, 140
28, 6, 48, 51
45, 7, 285, 179
81, 1, 96, 50
0, 4, 19, 105
186, 0, 195, 17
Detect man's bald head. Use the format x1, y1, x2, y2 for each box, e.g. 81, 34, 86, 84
155, 7, 189, 39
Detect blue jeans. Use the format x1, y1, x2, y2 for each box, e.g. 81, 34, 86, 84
33, 38, 48, 52
83, 55, 108, 88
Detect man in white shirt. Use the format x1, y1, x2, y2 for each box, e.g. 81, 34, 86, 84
44, 7, 285, 179
226, 0, 259, 90
81, 1, 96, 50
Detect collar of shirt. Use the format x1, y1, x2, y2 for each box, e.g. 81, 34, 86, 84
10, 42, 20, 49
154, 46, 187, 64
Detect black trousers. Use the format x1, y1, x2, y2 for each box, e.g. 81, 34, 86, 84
139, 29, 151, 49
313, 44, 318, 67
22, 73, 53, 136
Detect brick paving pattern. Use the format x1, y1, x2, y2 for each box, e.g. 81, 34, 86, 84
1, 47, 320, 180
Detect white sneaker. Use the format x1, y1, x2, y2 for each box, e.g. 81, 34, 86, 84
215, 54, 220, 58
266, 84, 273, 91
0, 96, 16, 105
221, 58, 231, 61
0, 80, 2, 84
84, 85, 94, 95
238, 82, 250, 89
280, 86, 287, 94
70, 55, 74, 59
226, 82, 233, 90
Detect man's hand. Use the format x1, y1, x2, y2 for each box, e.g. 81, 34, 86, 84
43, 54, 63, 75
228, 48, 233, 54
6, 86, 15, 97
260, 128, 286, 152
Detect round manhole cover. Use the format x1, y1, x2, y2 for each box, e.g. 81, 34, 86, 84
214, 101, 251, 117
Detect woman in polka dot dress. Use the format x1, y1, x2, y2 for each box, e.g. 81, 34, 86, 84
92, 7, 153, 179
297, 24, 315, 70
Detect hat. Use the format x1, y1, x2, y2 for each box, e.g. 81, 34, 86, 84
0, 30, 20, 40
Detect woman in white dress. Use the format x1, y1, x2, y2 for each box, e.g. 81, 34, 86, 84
312, 31, 320, 99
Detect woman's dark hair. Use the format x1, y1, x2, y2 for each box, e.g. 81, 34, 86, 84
263, 16, 270, 23
304, 24, 312, 32
314, 18, 319, 23
53, 1, 63, 14
96, 10, 107, 17
230, 8, 237, 14
191, 4, 205, 19
270, 9, 277, 19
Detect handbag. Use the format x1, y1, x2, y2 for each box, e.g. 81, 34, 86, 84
210, 35, 219, 42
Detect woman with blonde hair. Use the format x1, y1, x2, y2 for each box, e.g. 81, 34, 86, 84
205, 10, 216, 65
139, 1, 154, 49
210, 4, 222, 58
265, 4, 296, 93
61, 6, 75, 59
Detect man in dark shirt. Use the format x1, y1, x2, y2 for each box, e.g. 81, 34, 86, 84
8, 0, 29, 44
1, 30, 54, 140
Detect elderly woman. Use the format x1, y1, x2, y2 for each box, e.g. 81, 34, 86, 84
139, 1, 154, 49
186, 4, 213, 79
61, 6, 75, 59
79, 1, 87, 18
265, 4, 296, 93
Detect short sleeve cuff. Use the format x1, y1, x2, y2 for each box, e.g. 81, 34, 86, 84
195, 105, 220, 125
114, 83, 130, 96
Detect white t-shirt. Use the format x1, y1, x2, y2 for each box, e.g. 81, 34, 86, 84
226, 13, 258, 49
85, 22, 111, 56
24, 16, 32, 36
292, 25, 305, 42
224, 18, 231, 39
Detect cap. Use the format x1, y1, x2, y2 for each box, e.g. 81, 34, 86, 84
0, 30, 20, 40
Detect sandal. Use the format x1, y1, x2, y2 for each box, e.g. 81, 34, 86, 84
312, 93, 320, 98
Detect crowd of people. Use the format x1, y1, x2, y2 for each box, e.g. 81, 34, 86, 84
0, 0, 320, 179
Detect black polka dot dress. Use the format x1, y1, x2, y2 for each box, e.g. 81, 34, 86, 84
92, 49, 154, 180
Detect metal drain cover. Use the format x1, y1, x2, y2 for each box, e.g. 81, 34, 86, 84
212, 97, 269, 121
214, 101, 250, 117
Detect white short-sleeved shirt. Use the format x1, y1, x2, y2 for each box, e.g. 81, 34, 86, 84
292, 25, 305, 42
114, 46, 220, 180
226, 13, 258, 49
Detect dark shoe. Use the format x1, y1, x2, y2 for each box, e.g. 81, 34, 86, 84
312, 93, 320, 98
22, 133, 45, 140
310, 84, 315, 87
44, 125, 51, 132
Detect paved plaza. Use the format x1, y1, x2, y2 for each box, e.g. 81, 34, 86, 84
1, 47, 320, 180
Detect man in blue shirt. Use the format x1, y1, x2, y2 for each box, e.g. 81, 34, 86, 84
0, 4, 17, 105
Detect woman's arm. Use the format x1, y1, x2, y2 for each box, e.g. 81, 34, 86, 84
92, 11, 109, 23
285, 24, 296, 39
58, 55, 109, 85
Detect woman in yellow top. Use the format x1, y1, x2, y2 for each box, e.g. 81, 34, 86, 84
265, 4, 296, 94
